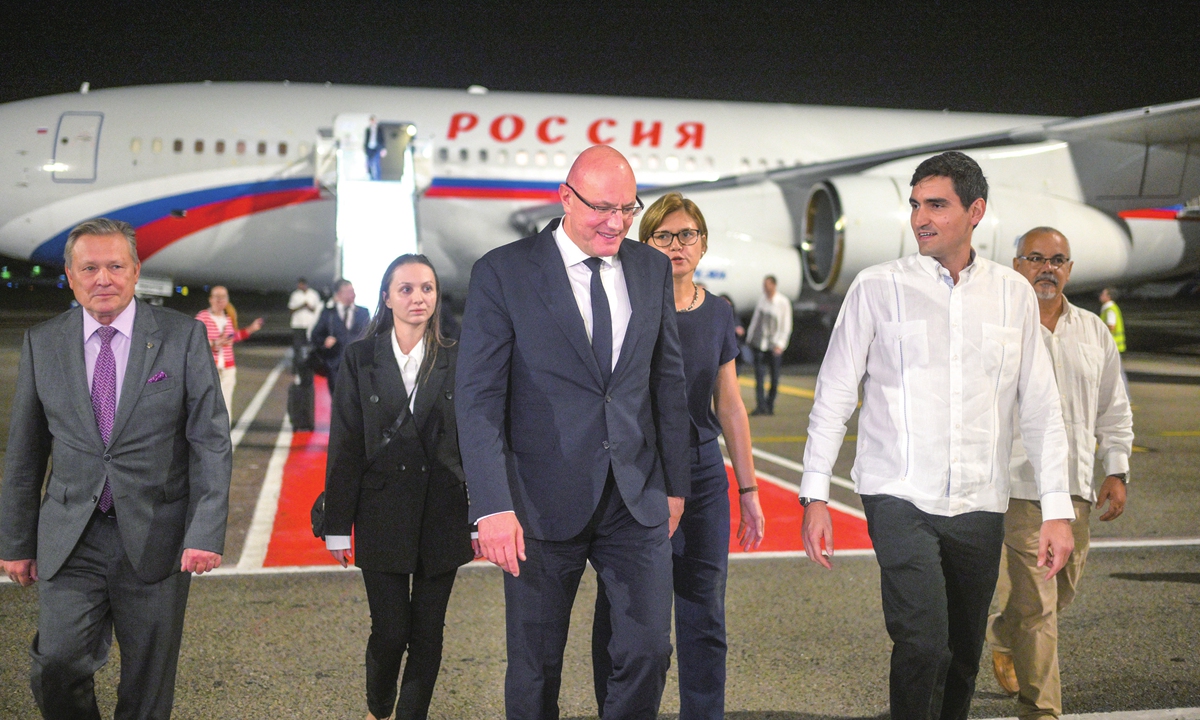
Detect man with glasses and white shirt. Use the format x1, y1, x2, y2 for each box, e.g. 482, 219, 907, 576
988, 227, 1133, 720
457, 145, 690, 719
799, 152, 1076, 720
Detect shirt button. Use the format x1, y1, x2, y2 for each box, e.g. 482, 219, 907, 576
605, 395, 612, 403
952, 355, 958, 361
955, 423, 961, 429
602, 441, 610, 449
400, 464, 406, 471
421, 465, 428, 472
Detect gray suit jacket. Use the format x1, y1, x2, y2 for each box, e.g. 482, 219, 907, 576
0, 300, 232, 583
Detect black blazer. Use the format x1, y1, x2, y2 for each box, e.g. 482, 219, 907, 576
456, 219, 691, 541
324, 334, 473, 576
311, 303, 370, 374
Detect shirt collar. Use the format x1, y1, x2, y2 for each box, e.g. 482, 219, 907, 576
390, 331, 425, 365
914, 248, 979, 285
83, 299, 137, 341
554, 218, 616, 269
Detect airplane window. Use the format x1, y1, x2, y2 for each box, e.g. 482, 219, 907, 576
739, 158, 751, 171
553, 151, 566, 167
534, 151, 548, 167
173, 139, 184, 153
257, 141, 267, 156
684, 157, 696, 171
496, 149, 508, 165
665, 155, 679, 171
515, 150, 529, 166
278, 142, 288, 156
236, 140, 246, 155
647, 155, 659, 170
758, 158, 768, 168
479, 149, 488, 163
130, 138, 142, 154
194, 140, 204, 154
629, 155, 641, 170
437, 147, 449, 163
459, 148, 469, 162
215, 140, 226, 155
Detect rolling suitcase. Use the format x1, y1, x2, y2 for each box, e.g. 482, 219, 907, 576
288, 379, 315, 431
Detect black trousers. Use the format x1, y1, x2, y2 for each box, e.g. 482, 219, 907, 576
360, 566, 458, 720
862, 494, 1005, 720
31, 513, 191, 720
752, 348, 782, 412
504, 476, 674, 720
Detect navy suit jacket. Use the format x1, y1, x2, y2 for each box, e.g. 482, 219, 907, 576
311, 303, 370, 374
456, 219, 691, 541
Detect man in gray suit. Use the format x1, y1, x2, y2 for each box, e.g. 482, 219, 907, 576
0, 218, 232, 719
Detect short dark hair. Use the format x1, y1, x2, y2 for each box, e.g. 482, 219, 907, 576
764, 275, 777, 285
910, 151, 988, 208
333, 279, 353, 294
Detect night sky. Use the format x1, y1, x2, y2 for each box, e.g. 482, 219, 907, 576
4, 2, 1199, 118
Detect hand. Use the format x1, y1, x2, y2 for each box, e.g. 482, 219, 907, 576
668, 496, 685, 538
329, 548, 352, 568
477, 512, 525, 576
801, 500, 834, 569
772, 346, 784, 356
1037, 519, 1074, 580
381, 148, 388, 157
3, 559, 37, 586
248, 317, 264, 333
471, 538, 483, 558
323, 336, 337, 349
737, 491, 766, 551
181, 549, 222, 575
1096, 476, 1127, 521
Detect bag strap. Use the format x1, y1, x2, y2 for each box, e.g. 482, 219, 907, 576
364, 383, 419, 471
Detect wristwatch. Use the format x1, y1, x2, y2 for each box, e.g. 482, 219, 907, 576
799, 497, 826, 508
1111, 473, 1127, 484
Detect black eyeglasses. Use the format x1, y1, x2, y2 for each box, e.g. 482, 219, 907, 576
565, 183, 644, 219
1017, 254, 1071, 269
649, 229, 703, 247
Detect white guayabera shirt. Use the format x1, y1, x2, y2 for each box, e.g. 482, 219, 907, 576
1009, 298, 1133, 503
798, 252, 1074, 522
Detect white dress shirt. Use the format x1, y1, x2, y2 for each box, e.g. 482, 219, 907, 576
798, 252, 1074, 522
83, 301, 137, 413
326, 333, 425, 552
1009, 298, 1133, 504
746, 291, 794, 352
288, 288, 322, 330
554, 220, 632, 372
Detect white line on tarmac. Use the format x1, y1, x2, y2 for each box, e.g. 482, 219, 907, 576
229, 357, 288, 452
979, 709, 1200, 720
720, 438, 857, 492
235, 412, 294, 570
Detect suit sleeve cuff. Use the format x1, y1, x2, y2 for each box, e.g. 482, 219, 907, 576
474, 511, 515, 524
325, 535, 351, 550
1039, 492, 1076, 522
798, 471, 832, 503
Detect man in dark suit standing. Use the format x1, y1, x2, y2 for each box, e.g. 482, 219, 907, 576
311, 279, 370, 393
0, 218, 232, 719
456, 145, 691, 719
364, 115, 387, 180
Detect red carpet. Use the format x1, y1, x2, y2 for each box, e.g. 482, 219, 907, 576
260, 377, 871, 566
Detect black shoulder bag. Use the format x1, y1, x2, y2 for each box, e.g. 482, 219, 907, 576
311, 384, 418, 539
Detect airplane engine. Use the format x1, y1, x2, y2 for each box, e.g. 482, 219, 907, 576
800, 176, 909, 294
800, 174, 1133, 294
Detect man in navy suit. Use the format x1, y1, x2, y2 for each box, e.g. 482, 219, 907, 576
310, 279, 370, 393
363, 115, 387, 180
457, 145, 691, 719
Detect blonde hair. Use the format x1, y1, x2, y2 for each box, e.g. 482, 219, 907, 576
638, 192, 708, 251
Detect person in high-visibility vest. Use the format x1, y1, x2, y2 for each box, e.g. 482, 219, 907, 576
1099, 288, 1126, 352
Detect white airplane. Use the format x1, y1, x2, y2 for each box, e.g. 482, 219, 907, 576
1, 81, 1197, 311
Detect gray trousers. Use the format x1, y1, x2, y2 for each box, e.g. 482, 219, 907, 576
31, 513, 191, 720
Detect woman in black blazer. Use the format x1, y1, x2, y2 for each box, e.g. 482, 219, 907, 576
324, 254, 476, 720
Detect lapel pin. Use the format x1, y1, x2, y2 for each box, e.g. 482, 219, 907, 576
147, 342, 154, 348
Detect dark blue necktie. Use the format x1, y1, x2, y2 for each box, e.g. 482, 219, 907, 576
584, 257, 612, 386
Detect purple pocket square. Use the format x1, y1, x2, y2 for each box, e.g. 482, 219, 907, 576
147, 371, 168, 384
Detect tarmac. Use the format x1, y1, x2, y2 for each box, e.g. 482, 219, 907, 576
0, 301, 1197, 719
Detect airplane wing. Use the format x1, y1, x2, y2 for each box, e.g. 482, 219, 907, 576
510, 97, 1200, 235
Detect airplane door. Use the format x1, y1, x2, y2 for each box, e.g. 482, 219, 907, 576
53, 112, 103, 183
333, 113, 420, 295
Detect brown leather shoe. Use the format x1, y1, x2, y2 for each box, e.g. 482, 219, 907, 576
992, 650, 1019, 695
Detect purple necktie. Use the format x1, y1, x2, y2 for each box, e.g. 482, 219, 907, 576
92, 326, 117, 512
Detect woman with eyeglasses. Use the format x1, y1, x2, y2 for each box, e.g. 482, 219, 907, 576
592, 192, 765, 719
323, 254, 477, 720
